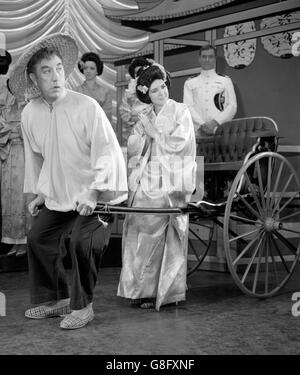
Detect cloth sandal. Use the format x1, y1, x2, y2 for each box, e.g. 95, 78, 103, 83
25, 304, 71, 319
60, 309, 94, 330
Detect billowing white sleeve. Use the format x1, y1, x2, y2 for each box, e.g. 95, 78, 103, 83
215, 77, 237, 125
183, 80, 204, 127
21, 114, 44, 195
156, 104, 197, 204
88, 106, 128, 204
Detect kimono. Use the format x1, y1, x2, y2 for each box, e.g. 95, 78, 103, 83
117, 99, 196, 310
0, 83, 30, 244
75, 81, 113, 123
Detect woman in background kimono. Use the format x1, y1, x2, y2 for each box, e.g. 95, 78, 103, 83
0, 77, 31, 256
118, 63, 196, 310
75, 52, 113, 123
119, 57, 152, 145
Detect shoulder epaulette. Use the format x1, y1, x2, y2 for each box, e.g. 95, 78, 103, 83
187, 73, 200, 80
216, 73, 229, 78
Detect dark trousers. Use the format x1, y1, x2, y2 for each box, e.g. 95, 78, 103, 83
27, 207, 112, 310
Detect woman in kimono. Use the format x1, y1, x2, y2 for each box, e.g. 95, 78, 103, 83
119, 57, 152, 144
0, 77, 31, 256
118, 63, 197, 310
75, 52, 112, 123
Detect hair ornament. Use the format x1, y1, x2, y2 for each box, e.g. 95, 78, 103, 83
137, 84, 149, 94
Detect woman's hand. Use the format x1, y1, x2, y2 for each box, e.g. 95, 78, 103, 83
138, 112, 156, 139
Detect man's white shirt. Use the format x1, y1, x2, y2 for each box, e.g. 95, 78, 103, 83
21, 90, 128, 211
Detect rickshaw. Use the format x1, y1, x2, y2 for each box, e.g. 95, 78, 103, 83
96, 117, 300, 298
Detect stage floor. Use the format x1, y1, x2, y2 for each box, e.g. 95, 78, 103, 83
0, 264, 300, 355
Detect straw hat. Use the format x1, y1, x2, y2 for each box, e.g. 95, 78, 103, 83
9, 33, 78, 101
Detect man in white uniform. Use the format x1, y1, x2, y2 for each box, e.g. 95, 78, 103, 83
9, 34, 127, 330
184, 44, 237, 135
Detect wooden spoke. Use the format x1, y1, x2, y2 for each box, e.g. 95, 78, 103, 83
187, 222, 214, 276
273, 230, 297, 256
229, 227, 261, 244
241, 234, 265, 284
188, 239, 201, 261
229, 214, 262, 226
271, 233, 291, 273
236, 192, 261, 220
280, 211, 300, 222
272, 174, 294, 214
264, 235, 269, 294
189, 222, 212, 229
213, 217, 247, 245
280, 227, 300, 236
266, 156, 272, 211
232, 234, 261, 266
269, 161, 284, 210
255, 159, 267, 211
189, 227, 211, 248
252, 235, 265, 293
276, 191, 300, 216
268, 234, 279, 286
244, 172, 264, 217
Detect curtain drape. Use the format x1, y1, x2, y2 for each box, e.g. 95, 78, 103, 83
0, 0, 149, 124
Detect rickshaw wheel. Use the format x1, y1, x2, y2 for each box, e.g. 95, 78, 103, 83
187, 217, 214, 276
224, 152, 300, 297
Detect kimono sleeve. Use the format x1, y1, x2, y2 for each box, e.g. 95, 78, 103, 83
156, 104, 197, 204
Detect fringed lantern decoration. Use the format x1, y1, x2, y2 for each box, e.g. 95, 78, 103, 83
224, 21, 257, 69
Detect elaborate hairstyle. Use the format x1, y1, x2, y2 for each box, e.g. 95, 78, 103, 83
78, 52, 103, 76
136, 63, 171, 104
0, 51, 12, 75
199, 44, 216, 56
128, 57, 152, 79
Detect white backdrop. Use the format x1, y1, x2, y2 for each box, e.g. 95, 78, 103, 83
0, 0, 148, 93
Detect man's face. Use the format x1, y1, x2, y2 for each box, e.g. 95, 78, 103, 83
199, 49, 216, 70
29, 55, 65, 103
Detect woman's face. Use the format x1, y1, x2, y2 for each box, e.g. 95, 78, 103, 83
148, 79, 169, 109
83, 60, 98, 81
